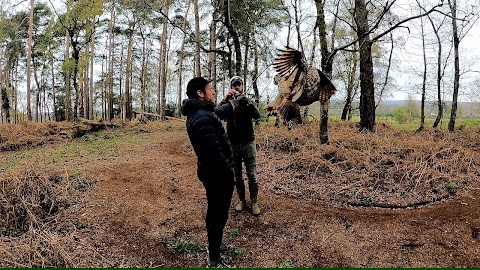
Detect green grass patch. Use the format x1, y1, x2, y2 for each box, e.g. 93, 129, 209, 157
224, 247, 246, 259
167, 238, 201, 254
226, 228, 239, 237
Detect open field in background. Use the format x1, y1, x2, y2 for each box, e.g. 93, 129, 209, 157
1, 119, 479, 267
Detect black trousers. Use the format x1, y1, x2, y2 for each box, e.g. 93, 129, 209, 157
202, 176, 234, 262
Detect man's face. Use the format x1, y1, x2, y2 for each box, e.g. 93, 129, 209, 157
232, 81, 243, 94
199, 82, 217, 105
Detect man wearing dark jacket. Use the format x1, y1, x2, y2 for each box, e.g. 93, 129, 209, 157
181, 77, 235, 267
220, 76, 261, 215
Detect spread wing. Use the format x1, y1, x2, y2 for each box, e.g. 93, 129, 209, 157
273, 47, 308, 102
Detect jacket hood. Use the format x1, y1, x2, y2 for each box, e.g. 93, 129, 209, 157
181, 98, 214, 117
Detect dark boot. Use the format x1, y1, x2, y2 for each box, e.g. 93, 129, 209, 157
235, 184, 246, 212
249, 184, 261, 215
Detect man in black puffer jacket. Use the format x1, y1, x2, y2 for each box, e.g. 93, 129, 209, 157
181, 76, 236, 268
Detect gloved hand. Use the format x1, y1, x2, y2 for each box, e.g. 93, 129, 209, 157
229, 95, 246, 110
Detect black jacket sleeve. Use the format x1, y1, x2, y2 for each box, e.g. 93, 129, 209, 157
214, 101, 233, 120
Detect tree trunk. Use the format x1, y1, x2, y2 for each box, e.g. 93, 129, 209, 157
1, 86, 10, 123
448, 0, 460, 131
65, 28, 72, 121
314, 0, 334, 75
107, 0, 115, 121
252, 30, 260, 105
208, 0, 218, 88
89, 24, 95, 120
71, 43, 81, 121
51, 53, 57, 121
293, 0, 304, 53
193, 0, 201, 76
243, 34, 249, 83
224, 0, 241, 74
355, 0, 376, 132
32, 54, 42, 121
80, 51, 86, 119
177, 1, 191, 118
320, 100, 329, 143
101, 53, 106, 119
158, 2, 170, 120
119, 44, 124, 119
14, 58, 19, 123
140, 34, 146, 121
341, 49, 358, 120
429, 16, 443, 128
418, 13, 427, 131
315, 0, 336, 143
26, 0, 34, 121
124, 29, 134, 122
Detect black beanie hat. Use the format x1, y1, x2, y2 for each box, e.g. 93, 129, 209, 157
186, 77, 213, 98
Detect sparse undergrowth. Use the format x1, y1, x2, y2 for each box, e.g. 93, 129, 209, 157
257, 120, 480, 208
0, 169, 101, 267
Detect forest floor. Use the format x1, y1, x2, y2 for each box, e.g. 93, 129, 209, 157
1, 119, 479, 267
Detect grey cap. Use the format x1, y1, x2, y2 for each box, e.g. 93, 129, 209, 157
230, 76, 244, 87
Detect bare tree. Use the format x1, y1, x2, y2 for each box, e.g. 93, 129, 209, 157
193, 0, 200, 76
106, 0, 115, 121
26, 0, 34, 121
124, 27, 135, 122
428, 14, 446, 128
418, 8, 427, 132
224, 0, 241, 75
445, 0, 478, 131
208, 0, 219, 87
157, 1, 169, 120
177, 1, 191, 118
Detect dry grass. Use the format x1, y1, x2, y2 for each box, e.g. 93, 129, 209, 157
0, 169, 108, 267
257, 119, 480, 208
0, 122, 73, 151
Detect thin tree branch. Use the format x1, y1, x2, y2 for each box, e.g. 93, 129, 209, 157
143, 0, 228, 56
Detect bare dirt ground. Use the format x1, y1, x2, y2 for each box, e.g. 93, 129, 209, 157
1, 120, 479, 267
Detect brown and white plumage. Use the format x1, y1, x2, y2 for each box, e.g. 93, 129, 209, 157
272, 47, 336, 118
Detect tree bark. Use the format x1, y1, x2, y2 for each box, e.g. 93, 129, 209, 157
243, 34, 249, 84
140, 34, 147, 121
107, 0, 115, 121
193, 0, 201, 76
419, 13, 427, 131
124, 29, 134, 122
293, 0, 304, 53
51, 53, 57, 121
1, 86, 10, 123
158, 2, 170, 120
177, 1, 191, 118
89, 24, 95, 120
448, 0, 460, 131
224, 0, 242, 74
429, 15, 443, 128
14, 58, 19, 123
26, 0, 34, 121
355, 0, 376, 132
32, 52, 42, 121
208, 0, 218, 88
315, 0, 337, 142
252, 30, 259, 105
